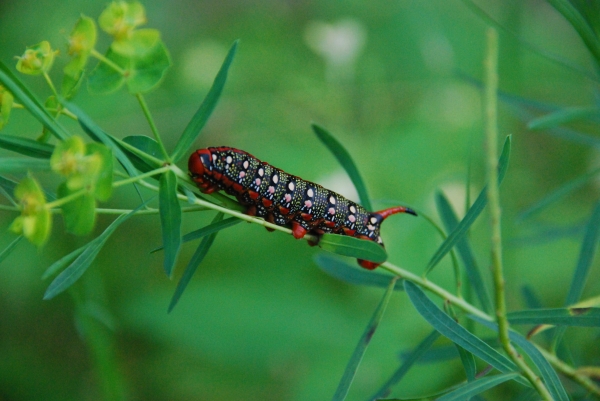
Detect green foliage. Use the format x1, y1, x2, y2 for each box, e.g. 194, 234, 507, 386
1, 2, 600, 400
9, 175, 50, 245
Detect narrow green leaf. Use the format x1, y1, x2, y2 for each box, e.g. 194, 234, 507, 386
518, 167, 600, 221
159, 170, 182, 277
435, 191, 493, 313
527, 106, 599, 130
43, 199, 150, 300
427, 135, 511, 271
319, 233, 387, 264
456, 344, 477, 384
403, 281, 528, 386
565, 201, 600, 305
508, 308, 600, 327
311, 123, 372, 211
368, 330, 440, 400
436, 373, 519, 401
553, 202, 600, 354
332, 278, 397, 401
168, 213, 223, 312
546, 0, 600, 67
0, 158, 51, 173
469, 315, 570, 401
0, 60, 69, 140
171, 40, 238, 162
0, 134, 54, 158
151, 216, 241, 254
314, 254, 404, 290
0, 235, 22, 265
41, 244, 86, 280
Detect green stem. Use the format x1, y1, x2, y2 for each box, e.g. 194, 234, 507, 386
484, 29, 552, 400
42, 72, 59, 98
90, 49, 127, 75
112, 165, 171, 188
94, 205, 208, 215
45, 187, 88, 209
135, 93, 170, 162
379, 260, 600, 398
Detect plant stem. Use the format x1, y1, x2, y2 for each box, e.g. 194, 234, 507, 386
379, 260, 600, 398
90, 49, 127, 75
42, 72, 59, 98
135, 93, 171, 162
45, 187, 88, 209
112, 165, 171, 188
484, 28, 552, 400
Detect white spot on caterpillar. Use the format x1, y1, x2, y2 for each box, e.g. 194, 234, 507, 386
305, 200, 312, 208
255, 178, 261, 186
243, 160, 249, 169
307, 188, 314, 197
284, 193, 292, 202
368, 224, 375, 231
370, 217, 377, 224
258, 168, 264, 177
349, 205, 356, 214
273, 174, 279, 184
212, 154, 217, 161
288, 182, 295, 191
226, 155, 233, 164
239, 171, 246, 179
348, 214, 356, 223
268, 186, 275, 194
329, 196, 336, 205
328, 207, 335, 215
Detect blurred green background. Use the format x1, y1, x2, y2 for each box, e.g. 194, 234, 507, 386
1, 0, 599, 400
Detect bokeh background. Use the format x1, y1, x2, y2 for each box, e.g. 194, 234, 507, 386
1, 0, 599, 400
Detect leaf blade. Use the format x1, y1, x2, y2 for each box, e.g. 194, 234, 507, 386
427, 136, 511, 271
168, 212, 223, 312
404, 281, 527, 386
159, 170, 182, 277
469, 315, 570, 401
332, 278, 397, 401
314, 254, 404, 290
436, 373, 520, 401
0, 60, 69, 140
171, 40, 238, 162
507, 307, 600, 327
43, 199, 150, 300
435, 191, 493, 313
0, 134, 54, 158
311, 123, 372, 211
318, 233, 387, 264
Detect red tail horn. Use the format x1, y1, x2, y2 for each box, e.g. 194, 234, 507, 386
375, 206, 417, 221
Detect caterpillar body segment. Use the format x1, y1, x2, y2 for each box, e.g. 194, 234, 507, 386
188, 146, 416, 269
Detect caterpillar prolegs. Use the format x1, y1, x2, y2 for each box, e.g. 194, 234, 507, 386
188, 147, 416, 269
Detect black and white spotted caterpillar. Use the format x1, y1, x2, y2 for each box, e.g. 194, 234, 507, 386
188, 146, 416, 269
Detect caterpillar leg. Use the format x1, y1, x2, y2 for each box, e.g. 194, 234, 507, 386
357, 259, 379, 270
291, 221, 308, 239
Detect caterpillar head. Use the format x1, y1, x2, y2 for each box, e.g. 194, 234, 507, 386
188, 149, 215, 191
358, 206, 417, 270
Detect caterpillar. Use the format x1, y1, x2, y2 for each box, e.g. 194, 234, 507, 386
188, 146, 416, 269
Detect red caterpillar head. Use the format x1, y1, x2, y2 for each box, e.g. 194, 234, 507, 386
189, 148, 225, 193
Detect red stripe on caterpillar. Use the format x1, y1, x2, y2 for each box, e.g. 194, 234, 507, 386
188, 146, 416, 269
